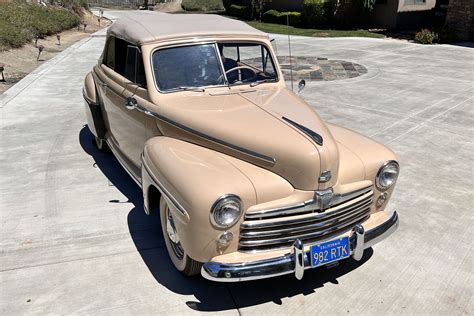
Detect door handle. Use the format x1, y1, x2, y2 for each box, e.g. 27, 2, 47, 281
99, 82, 108, 89
125, 97, 137, 110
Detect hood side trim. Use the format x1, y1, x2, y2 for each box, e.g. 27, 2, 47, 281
282, 117, 323, 146
135, 103, 276, 165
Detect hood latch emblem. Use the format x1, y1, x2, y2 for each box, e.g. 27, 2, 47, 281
319, 170, 332, 183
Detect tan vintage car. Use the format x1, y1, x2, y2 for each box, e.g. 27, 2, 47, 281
83, 12, 400, 282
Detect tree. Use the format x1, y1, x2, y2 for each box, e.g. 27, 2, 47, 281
251, 0, 271, 22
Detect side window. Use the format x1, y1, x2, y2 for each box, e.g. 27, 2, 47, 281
103, 36, 146, 88
124, 45, 147, 88
105, 37, 115, 69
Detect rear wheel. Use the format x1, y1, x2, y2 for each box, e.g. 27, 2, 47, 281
94, 136, 110, 153
160, 196, 202, 276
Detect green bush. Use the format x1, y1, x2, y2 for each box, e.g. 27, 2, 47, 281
302, 0, 330, 28
0, 2, 80, 50
415, 29, 438, 44
227, 4, 251, 19
263, 10, 301, 27
181, 0, 224, 11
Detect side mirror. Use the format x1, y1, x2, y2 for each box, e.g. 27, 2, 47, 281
298, 79, 306, 93
126, 97, 137, 110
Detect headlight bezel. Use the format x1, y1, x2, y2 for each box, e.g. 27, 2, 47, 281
210, 194, 243, 228
376, 160, 400, 191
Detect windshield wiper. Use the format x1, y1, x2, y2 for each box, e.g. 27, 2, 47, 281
249, 78, 276, 87
174, 86, 206, 92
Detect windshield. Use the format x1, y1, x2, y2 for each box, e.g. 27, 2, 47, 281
152, 43, 225, 92
152, 42, 278, 92
218, 42, 278, 85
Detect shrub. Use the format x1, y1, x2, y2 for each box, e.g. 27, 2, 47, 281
0, 2, 80, 50
181, 0, 224, 11
262, 9, 281, 23
262, 10, 301, 27
302, 0, 330, 28
227, 4, 251, 19
415, 29, 438, 44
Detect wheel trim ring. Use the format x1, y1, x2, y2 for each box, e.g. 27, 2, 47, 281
165, 205, 185, 260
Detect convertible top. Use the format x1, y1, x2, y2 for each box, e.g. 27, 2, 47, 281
107, 12, 268, 45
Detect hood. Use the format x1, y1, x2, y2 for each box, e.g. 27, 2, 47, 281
155, 87, 339, 191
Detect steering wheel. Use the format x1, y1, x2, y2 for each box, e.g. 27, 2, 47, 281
225, 66, 258, 83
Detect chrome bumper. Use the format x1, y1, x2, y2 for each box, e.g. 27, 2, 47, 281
201, 210, 399, 282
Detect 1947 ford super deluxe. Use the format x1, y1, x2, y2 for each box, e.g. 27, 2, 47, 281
83, 12, 400, 282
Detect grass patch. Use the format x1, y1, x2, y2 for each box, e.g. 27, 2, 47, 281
0, 2, 80, 51
247, 21, 384, 38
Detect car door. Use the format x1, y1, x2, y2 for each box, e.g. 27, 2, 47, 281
95, 37, 150, 181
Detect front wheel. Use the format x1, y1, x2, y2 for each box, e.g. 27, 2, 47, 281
160, 196, 202, 276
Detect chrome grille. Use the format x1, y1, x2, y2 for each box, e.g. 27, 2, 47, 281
239, 189, 373, 252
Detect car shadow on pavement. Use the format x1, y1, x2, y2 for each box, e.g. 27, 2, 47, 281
79, 126, 374, 312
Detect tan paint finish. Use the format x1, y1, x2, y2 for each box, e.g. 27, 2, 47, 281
83, 23, 399, 265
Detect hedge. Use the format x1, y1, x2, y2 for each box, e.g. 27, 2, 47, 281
263, 10, 301, 27
181, 0, 224, 11
301, 0, 330, 28
227, 4, 251, 19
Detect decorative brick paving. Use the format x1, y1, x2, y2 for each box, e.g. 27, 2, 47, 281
276, 56, 368, 81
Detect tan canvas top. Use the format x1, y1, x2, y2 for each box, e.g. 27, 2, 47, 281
107, 12, 268, 45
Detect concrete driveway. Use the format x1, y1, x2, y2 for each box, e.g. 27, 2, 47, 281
1, 10, 472, 314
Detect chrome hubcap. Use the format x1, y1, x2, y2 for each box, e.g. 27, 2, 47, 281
165, 207, 184, 259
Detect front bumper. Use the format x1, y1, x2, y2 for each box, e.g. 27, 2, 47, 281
201, 210, 399, 282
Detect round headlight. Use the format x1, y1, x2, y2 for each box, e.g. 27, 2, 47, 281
210, 195, 243, 228
376, 161, 399, 190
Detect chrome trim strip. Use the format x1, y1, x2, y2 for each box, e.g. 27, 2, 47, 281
239, 212, 370, 247
244, 188, 373, 221
133, 103, 276, 165
105, 138, 142, 188
239, 201, 372, 238
282, 116, 323, 146
245, 186, 372, 219
142, 158, 189, 217
201, 211, 398, 282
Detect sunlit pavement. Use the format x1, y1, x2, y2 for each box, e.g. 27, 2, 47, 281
1, 10, 472, 314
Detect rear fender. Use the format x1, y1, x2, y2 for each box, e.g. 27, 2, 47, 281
82, 72, 106, 138
141, 137, 257, 262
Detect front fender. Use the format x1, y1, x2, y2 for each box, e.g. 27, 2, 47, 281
141, 137, 257, 262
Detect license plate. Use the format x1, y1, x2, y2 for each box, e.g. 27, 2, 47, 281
310, 237, 350, 267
